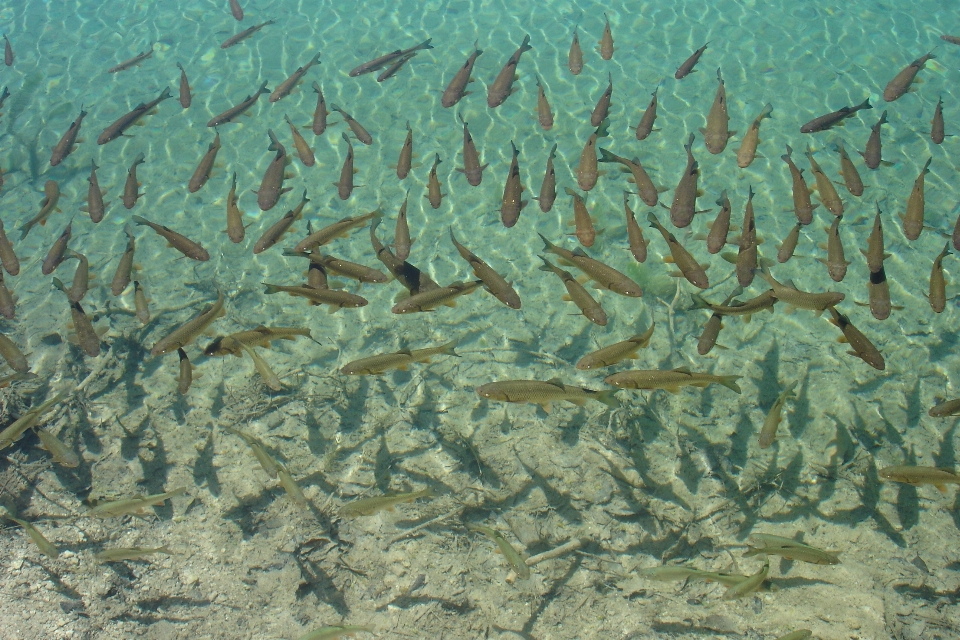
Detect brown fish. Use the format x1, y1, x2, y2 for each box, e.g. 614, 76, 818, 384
335, 131, 356, 201
577, 120, 609, 191
756, 267, 844, 312
152, 290, 225, 356
647, 211, 708, 289
623, 193, 648, 263
122, 153, 145, 209
271, 52, 321, 102
932, 95, 945, 145
188, 131, 220, 193
862, 205, 890, 320
735, 186, 758, 287
177, 348, 193, 394
426, 153, 444, 209
394, 192, 412, 261
707, 190, 731, 255
777, 223, 802, 263
450, 228, 520, 309
259, 129, 291, 210
341, 340, 457, 376
700, 68, 734, 154
229, 0, 243, 20
3, 34, 12, 66
941, 34, 960, 45
0, 271, 15, 319
0, 332, 28, 373
635, 82, 660, 140
456, 113, 488, 186
782, 145, 816, 224
263, 283, 367, 312
331, 103, 373, 145
111, 226, 136, 296
283, 250, 389, 284
806, 150, 843, 216
254, 190, 308, 254
929, 242, 951, 314
669, 133, 701, 227
535, 75, 554, 130
204, 326, 315, 357
176, 62, 192, 108
98, 87, 172, 144
59, 293, 101, 357
294, 209, 380, 253
108, 45, 154, 73
591, 72, 613, 127
860, 110, 887, 170
487, 34, 532, 108
207, 80, 268, 127
597, 147, 659, 207
476, 379, 619, 412
311, 82, 328, 135
834, 139, 863, 196
501, 141, 526, 227
391, 280, 482, 314
397, 120, 413, 179
930, 398, 960, 417
564, 187, 597, 247
41, 220, 72, 276
19, 180, 61, 240
0, 219, 19, 275
134, 281, 150, 324
599, 13, 614, 60
442, 41, 483, 108
691, 288, 777, 320
880, 465, 960, 491
50, 106, 86, 166
349, 39, 433, 77
284, 114, 315, 167
736, 103, 772, 168
827, 306, 884, 370
539, 233, 642, 296
697, 288, 739, 355
538, 257, 607, 325
800, 98, 871, 133
133, 215, 209, 261
577, 324, 655, 371
376, 51, 416, 82
883, 51, 935, 102
901, 157, 932, 240
220, 20, 275, 49
225, 172, 244, 243
675, 42, 708, 80
568, 26, 583, 75
819, 215, 849, 282
537, 143, 557, 213
605, 368, 741, 393
369, 216, 438, 294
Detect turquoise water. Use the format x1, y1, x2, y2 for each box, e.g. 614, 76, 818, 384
0, 0, 959, 637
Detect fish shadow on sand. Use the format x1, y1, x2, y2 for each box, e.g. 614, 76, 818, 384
437, 429, 503, 489
788, 368, 814, 441
192, 429, 221, 496
814, 456, 906, 547
755, 338, 782, 410
515, 457, 584, 524
293, 553, 351, 616
517, 555, 582, 637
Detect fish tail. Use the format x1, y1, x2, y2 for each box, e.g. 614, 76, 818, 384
52, 277, 67, 294
262, 283, 281, 295
858, 97, 872, 111
537, 255, 554, 272
597, 147, 616, 163
596, 389, 621, 409
441, 339, 460, 357
691, 294, 710, 309
719, 375, 742, 394
537, 232, 555, 253
878, 110, 888, 125
159, 86, 172, 101
416, 38, 434, 51
519, 34, 532, 52
595, 119, 610, 138
131, 215, 148, 226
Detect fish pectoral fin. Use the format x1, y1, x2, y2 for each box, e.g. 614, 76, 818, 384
561, 294, 572, 301
539, 402, 552, 414
568, 398, 586, 406
664, 386, 681, 394
935, 484, 947, 493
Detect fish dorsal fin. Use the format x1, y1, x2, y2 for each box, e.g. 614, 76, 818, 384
673, 366, 692, 374
572, 247, 589, 258
546, 377, 565, 388
396, 348, 412, 356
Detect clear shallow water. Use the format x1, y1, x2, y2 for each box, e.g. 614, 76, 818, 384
0, 0, 959, 638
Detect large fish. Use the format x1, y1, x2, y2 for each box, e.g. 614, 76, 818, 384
220, 20, 275, 49
883, 51, 935, 102
176, 63, 192, 108
827, 306, 884, 370
535, 75, 554, 130
293, 210, 380, 252
800, 99, 871, 133
391, 280, 482, 314
330, 104, 373, 145
634, 82, 661, 140
591, 73, 613, 127
782, 145, 816, 224
225, 173, 244, 243
538, 257, 607, 325
576, 120, 609, 191
735, 186, 758, 287
41, 220, 72, 276
536, 143, 557, 213
50, 106, 86, 166
98, 87, 172, 144
862, 205, 890, 320
834, 139, 863, 196
736, 103, 772, 168
19, 180, 60, 240
597, 147, 659, 207
0, 219, 19, 275
133, 216, 209, 261
931, 95, 945, 145
901, 157, 932, 240
108, 46, 154, 73
349, 39, 433, 77
668, 133, 700, 227
564, 187, 597, 247
700, 68, 734, 154
500, 141, 526, 227
605, 368, 741, 394
377, 51, 418, 82
806, 150, 843, 216
568, 26, 583, 75
929, 242, 951, 314
624, 193, 648, 263
207, 80, 269, 126
121, 153, 145, 209
450, 228, 520, 309
311, 82, 328, 135
334, 132, 356, 201
258, 130, 290, 210
860, 110, 887, 170
263, 283, 367, 312
3, 34, 12, 66
188, 131, 221, 193
706, 190, 731, 255
675, 42, 708, 80
253, 190, 309, 254
647, 211, 708, 289
369, 216, 438, 295
394, 193, 412, 261
819, 215, 849, 282
425, 154, 444, 209
476, 379, 619, 412
456, 113, 487, 186
539, 233, 642, 296
396, 121, 413, 179
152, 291, 225, 356
270, 52, 321, 102
442, 41, 482, 108
487, 34, 532, 108
284, 114, 315, 167
111, 226, 136, 296
599, 13, 614, 60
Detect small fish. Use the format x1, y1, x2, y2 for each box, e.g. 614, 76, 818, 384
577, 120, 609, 192
827, 305, 884, 370
706, 190, 731, 255
568, 26, 583, 75
879, 465, 960, 492
442, 40, 483, 108
467, 523, 530, 579
293, 209, 380, 252
736, 103, 772, 168
207, 80, 269, 127
41, 220, 72, 276
800, 98, 871, 133
311, 82, 328, 135
204, 326, 315, 358
271, 51, 321, 102
220, 20, 275, 49
597, 147, 659, 207
426, 153, 444, 209
96, 546, 173, 563
675, 42, 708, 80
535, 75, 553, 130
88, 487, 187, 518
223, 426, 281, 478
85, 160, 109, 223
229, 0, 243, 20
539, 234, 642, 296
635, 82, 661, 140
0, 219, 19, 275
188, 131, 221, 193
487, 34, 532, 108
834, 139, 864, 196
7, 516, 58, 558
538, 257, 607, 325
806, 150, 843, 216
284, 251, 388, 284
330, 103, 373, 145
450, 228, 520, 308
277, 464, 307, 507
111, 225, 136, 296
669, 133, 701, 227
735, 186, 758, 287
744, 533, 840, 565
941, 34, 960, 45
722, 558, 769, 600
134, 281, 150, 324
376, 51, 416, 82
819, 215, 849, 282
599, 13, 614, 60
177, 348, 193, 394
564, 187, 597, 248
254, 190, 309, 254
691, 289, 777, 320
133, 215, 209, 261
151, 290, 225, 355
639, 565, 749, 587
98, 87, 172, 144
341, 339, 459, 375
781, 145, 817, 225
536, 143, 557, 213
341, 488, 433, 517
623, 193, 648, 263
176, 62, 192, 108
349, 38, 433, 77
122, 153, 145, 209
396, 121, 413, 180
756, 267, 844, 312
0, 333, 28, 372
259, 129, 291, 210
263, 283, 368, 312
476, 378, 619, 412
3, 34, 12, 66
239, 342, 282, 391
697, 288, 739, 356
576, 323, 655, 370
929, 398, 960, 417
284, 114, 316, 167
19, 180, 61, 240
394, 193, 412, 261
0, 393, 67, 451
931, 95, 946, 144
391, 280, 482, 314
862, 205, 891, 320
647, 211, 709, 289
50, 106, 87, 166
108, 45, 154, 73
929, 242, 951, 314
700, 68, 735, 154
901, 157, 932, 241
501, 141, 526, 227
591, 72, 614, 127
883, 51, 935, 102
758, 381, 797, 448
604, 368, 742, 394
860, 110, 887, 170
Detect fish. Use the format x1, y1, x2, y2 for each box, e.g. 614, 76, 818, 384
577, 120, 609, 192
0, 393, 67, 451
176, 62, 191, 108
220, 20, 275, 49
744, 534, 840, 565
98, 87, 172, 144
85, 160, 108, 223
348, 38, 433, 77
862, 205, 891, 320
426, 153, 444, 208
311, 82, 328, 135
263, 283, 368, 312
341, 339, 459, 375
932, 95, 945, 144
901, 157, 932, 240
277, 464, 307, 507
800, 98, 871, 133
50, 106, 87, 166
758, 381, 797, 448
722, 558, 769, 600
369, 217, 438, 295
271, 51, 321, 102
883, 51, 935, 102
487, 34, 532, 108
834, 139, 863, 196
476, 378, 619, 412
259, 129, 291, 210
41, 220, 72, 276
805, 150, 843, 216
376, 51, 416, 82
108, 45, 154, 73
826, 305, 884, 370
0, 219, 17, 275
736, 103, 772, 168
781, 145, 817, 225
0, 333, 28, 373
599, 13, 614, 59
88, 487, 187, 518
941, 34, 960, 45
697, 288, 739, 355
96, 546, 173, 563
624, 193, 648, 263
306, 258, 328, 290
819, 215, 849, 282
122, 153, 145, 209
133, 215, 209, 261
229, 0, 243, 20
467, 523, 530, 579
53, 280, 101, 356
330, 103, 373, 145
0, 272, 15, 319
111, 225, 136, 296
442, 41, 483, 108
7, 515, 58, 558
639, 565, 750, 587
539, 233, 642, 296
335, 131, 356, 201
207, 80, 269, 127
701, 68, 734, 154
254, 189, 309, 254
340, 488, 433, 517
929, 242, 951, 314
568, 26, 583, 75
450, 228, 521, 308
283, 250, 389, 284
564, 187, 597, 247
591, 72, 614, 127
391, 280, 482, 314
576, 323, 655, 370
538, 257, 607, 325
536, 143, 557, 212
177, 348, 193, 394
0, 373, 38, 389
394, 193, 412, 260
635, 82, 661, 140
669, 133, 701, 227
675, 42, 708, 79
706, 190, 732, 255
151, 290, 225, 355
239, 342, 282, 391
501, 141, 526, 227
223, 426, 282, 478
735, 186, 758, 287
397, 121, 413, 179
604, 368, 742, 394
597, 147, 659, 207
188, 131, 221, 193
929, 398, 960, 417
756, 267, 844, 312
692, 289, 777, 320
298, 626, 374, 640
453, 114, 488, 187
535, 75, 554, 130
134, 281, 150, 324
204, 326, 315, 358
19, 180, 61, 240
879, 465, 960, 492
647, 211, 709, 289
3, 34, 12, 66
860, 110, 887, 170
293, 209, 380, 252
284, 114, 315, 167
